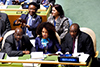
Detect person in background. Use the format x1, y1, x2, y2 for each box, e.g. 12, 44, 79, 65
0, 12, 11, 49
3, 27, 35, 57
5, 0, 13, 5
35, 22, 62, 67
61, 23, 95, 57
0, 0, 6, 5
13, 2, 42, 39
12, 0, 24, 5
33, 0, 55, 6
47, 4, 70, 42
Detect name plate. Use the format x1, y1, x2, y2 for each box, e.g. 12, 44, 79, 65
58, 57, 79, 63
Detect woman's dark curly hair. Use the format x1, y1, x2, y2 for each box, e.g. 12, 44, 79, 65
36, 22, 56, 39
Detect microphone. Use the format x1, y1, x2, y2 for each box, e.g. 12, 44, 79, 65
44, 46, 48, 54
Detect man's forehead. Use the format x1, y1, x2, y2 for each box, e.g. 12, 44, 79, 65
70, 25, 78, 30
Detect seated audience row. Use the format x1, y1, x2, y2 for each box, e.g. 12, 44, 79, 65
2, 23, 95, 67
0, 1, 95, 67
2, 22, 95, 57
0, 0, 55, 6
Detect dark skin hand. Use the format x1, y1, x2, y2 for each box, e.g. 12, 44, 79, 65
23, 51, 30, 54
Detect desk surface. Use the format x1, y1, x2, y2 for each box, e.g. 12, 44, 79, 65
1, 5, 48, 15
0, 5, 46, 11
0, 59, 86, 66
0, 54, 87, 66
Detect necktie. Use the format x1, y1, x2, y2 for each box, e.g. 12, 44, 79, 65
26, 17, 33, 37
17, 41, 20, 51
72, 39, 75, 53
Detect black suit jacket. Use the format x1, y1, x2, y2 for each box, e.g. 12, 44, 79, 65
0, 12, 11, 37
3, 34, 36, 57
61, 31, 95, 57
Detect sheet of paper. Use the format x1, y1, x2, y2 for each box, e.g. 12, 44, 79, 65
0, 5, 7, 9
79, 53, 89, 62
31, 52, 44, 59
6, 55, 18, 60
73, 52, 89, 62
40, 4, 46, 10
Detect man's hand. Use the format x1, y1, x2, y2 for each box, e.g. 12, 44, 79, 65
21, 23, 26, 27
65, 52, 70, 54
26, 25, 30, 28
15, 18, 22, 25
23, 51, 30, 54
0, 37, 3, 42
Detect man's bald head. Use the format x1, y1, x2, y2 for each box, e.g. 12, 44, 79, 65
69, 23, 80, 39
14, 27, 23, 41
70, 23, 80, 32
15, 27, 23, 35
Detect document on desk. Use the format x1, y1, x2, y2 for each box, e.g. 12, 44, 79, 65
0, 5, 7, 9
79, 53, 89, 62
6, 55, 18, 60
31, 52, 44, 59
40, 4, 46, 10
73, 53, 89, 62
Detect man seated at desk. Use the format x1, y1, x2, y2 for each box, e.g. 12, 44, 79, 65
0, 12, 11, 49
61, 23, 95, 57
3, 27, 35, 57
13, 2, 42, 39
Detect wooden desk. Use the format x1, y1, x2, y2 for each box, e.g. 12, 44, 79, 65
0, 5, 51, 30
0, 59, 86, 66
0, 54, 87, 66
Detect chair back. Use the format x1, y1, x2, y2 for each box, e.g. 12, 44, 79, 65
80, 27, 96, 52
1, 30, 15, 49
55, 32, 61, 45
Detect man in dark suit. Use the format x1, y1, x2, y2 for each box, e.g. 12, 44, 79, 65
33, 0, 55, 6
61, 23, 95, 57
0, 12, 11, 48
3, 27, 35, 57
13, 2, 42, 39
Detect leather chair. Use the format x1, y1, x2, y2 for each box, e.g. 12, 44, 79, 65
80, 27, 98, 67
55, 32, 61, 45
1, 30, 15, 49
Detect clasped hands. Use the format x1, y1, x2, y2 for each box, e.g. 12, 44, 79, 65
23, 51, 30, 54
16, 18, 30, 28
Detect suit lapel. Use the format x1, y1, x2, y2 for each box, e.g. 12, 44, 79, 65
12, 34, 17, 50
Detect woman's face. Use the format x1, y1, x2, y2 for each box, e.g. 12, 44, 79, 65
42, 27, 48, 39
52, 7, 59, 17
28, 5, 37, 16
